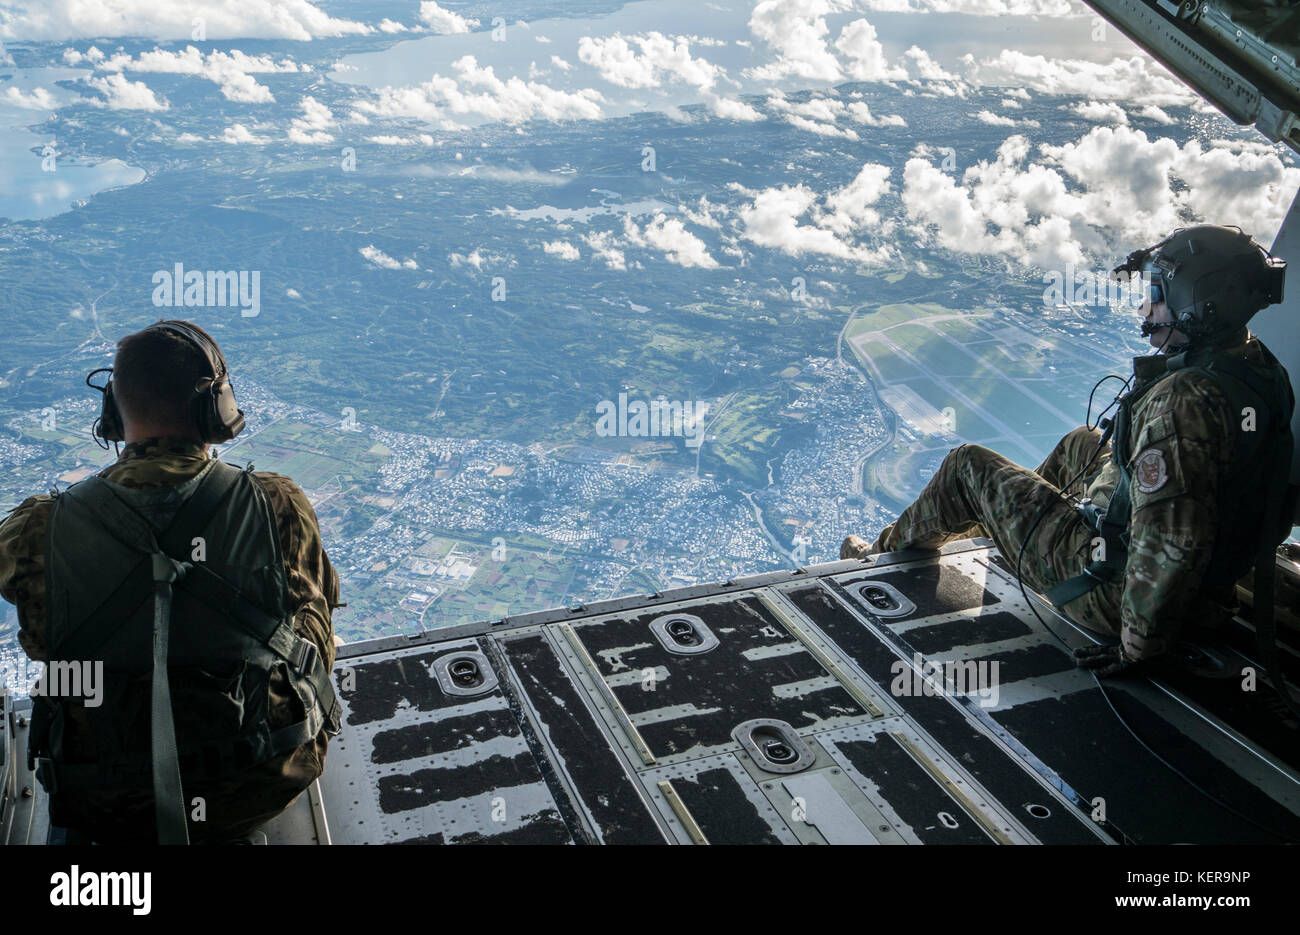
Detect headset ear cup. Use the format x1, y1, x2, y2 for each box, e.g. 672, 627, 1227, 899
98, 380, 124, 442
202, 376, 244, 442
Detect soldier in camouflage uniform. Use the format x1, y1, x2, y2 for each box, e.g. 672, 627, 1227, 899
842, 226, 1293, 676
0, 321, 341, 843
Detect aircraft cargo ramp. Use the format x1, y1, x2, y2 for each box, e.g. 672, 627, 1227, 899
12, 538, 1295, 846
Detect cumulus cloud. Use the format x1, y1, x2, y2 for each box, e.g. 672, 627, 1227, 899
419, 1, 479, 34
288, 95, 335, 143
87, 46, 305, 104
963, 50, 1195, 106
543, 240, 580, 260
0, 0, 370, 40
1, 86, 56, 109
974, 108, 1038, 127
767, 92, 903, 137
768, 93, 861, 138
367, 133, 435, 145
746, 0, 852, 82
834, 18, 906, 81
85, 73, 168, 110
1136, 103, 1175, 124
622, 213, 720, 268
448, 249, 513, 269
846, 100, 906, 126
903, 46, 959, 82
578, 32, 724, 90
733, 163, 896, 264
583, 230, 627, 270
1067, 100, 1128, 125
360, 245, 418, 270
705, 92, 763, 121
221, 123, 268, 144
353, 55, 604, 124
900, 126, 1300, 269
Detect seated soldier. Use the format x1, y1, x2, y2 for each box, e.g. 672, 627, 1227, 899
841, 225, 1294, 676
0, 320, 342, 843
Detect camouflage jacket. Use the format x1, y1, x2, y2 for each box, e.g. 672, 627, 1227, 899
0, 437, 341, 840
1081, 334, 1274, 661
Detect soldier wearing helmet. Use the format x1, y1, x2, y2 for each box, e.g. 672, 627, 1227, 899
842, 225, 1294, 675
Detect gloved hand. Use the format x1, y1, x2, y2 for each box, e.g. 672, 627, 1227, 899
1073, 643, 1139, 678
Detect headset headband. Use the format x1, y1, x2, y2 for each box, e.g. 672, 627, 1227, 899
151, 320, 228, 387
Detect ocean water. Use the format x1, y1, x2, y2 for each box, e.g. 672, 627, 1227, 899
0, 69, 145, 222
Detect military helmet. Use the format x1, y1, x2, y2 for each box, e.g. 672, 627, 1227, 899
1114, 225, 1287, 344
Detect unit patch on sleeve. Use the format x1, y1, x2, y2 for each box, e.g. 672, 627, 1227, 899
1134, 448, 1169, 494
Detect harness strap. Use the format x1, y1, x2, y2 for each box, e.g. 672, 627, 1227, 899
150, 553, 191, 845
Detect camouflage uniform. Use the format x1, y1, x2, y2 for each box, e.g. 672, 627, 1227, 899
847, 335, 1265, 662
0, 437, 341, 843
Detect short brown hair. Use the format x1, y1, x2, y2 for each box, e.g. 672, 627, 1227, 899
112, 320, 220, 428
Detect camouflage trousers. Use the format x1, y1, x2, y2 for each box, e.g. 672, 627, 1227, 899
866, 426, 1123, 637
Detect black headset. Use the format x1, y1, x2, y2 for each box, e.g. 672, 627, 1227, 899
88, 320, 246, 445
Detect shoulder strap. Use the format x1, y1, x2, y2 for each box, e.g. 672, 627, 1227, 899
156, 459, 243, 558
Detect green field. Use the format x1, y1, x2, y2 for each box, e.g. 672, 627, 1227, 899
224, 419, 389, 488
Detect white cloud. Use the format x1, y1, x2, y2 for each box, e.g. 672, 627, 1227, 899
1, 0, 371, 40
846, 100, 905, 126
622, 213, 720, 268
1067, 100, 1128, 125
286, 288, 302, 299
377, 18, 408, 33
704, 92, 763, 121
360, 245, 418, 270
1136, 103, 1175, 125
85, 73, 168, 110
679, 195, 725, 229
999, 97, 1021, 109
963, 50, 1195, 106
734, 164, 896, 264
90, 46, 305, 104
354, 55, 604, 124
583, 230, 627, 269
577, 32, 724, 90
1, 86, 56, 109
768, 93, 852, 138
175, 131, 204, 142
221, 123, 268, 144
449, 248, 511, 269
900, 126, 1300, 269
288, 94, 334, 143
543, 240, 580, 260
62, 45, 104, 65
835, 18, 906, 81
903, 46, 959, 82
419, 2, 479, 34
367, 133, 434, 146
746, 0, 852, 82
551, 55, 573, 72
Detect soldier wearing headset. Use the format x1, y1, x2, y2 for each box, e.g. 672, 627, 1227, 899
0, 320, 342, 844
